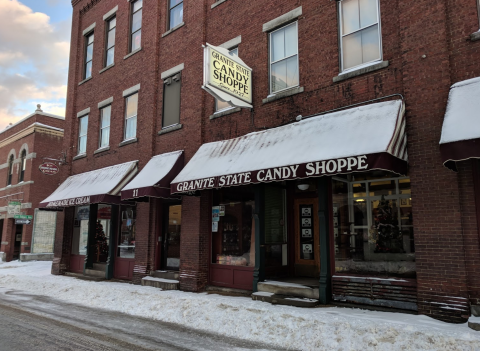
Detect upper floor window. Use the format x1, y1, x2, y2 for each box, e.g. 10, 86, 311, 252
216, 47, 238, 112
269, 22, 299, 94
162, 73, 181, 128
105, 17, 116, 67
78, 115, 88, 154
169, 0, 183, 30
124, 93, 138, 140
130, 0, 142, 52
100, 105, 111, 148
84, 32, 94, 79
19, 150, 26, 182
7, 155, 13, 186
339, 0, 381, 72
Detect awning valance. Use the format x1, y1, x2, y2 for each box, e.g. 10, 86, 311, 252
171, 100, 407, 194
440, 77, 480, 171
121, 150, 184, 200
40, 161, 138, 208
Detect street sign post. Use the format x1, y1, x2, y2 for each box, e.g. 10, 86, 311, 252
15, 219, 31, 225
14, 215, 32, 220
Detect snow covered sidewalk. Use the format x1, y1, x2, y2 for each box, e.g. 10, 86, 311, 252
0, 261, 479, 351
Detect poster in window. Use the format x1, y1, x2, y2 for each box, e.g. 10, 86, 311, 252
302, 218, 311, 227
301, 207, 311, 216
302, 228, 312, 238
302, 244, 313, 254
333, 217, 339, 228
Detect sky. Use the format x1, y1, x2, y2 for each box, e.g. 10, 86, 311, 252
0, 0, 72, 130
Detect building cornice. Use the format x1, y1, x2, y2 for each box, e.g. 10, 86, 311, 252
0, 124, 64, 150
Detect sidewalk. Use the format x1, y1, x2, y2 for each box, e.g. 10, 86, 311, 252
0, 260, 478, 351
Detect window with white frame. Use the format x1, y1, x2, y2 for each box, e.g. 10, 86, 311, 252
270, 22, 299, 93
99, 105, 111, 148
339, 0, 381, 72
130, 0, 142, 52
169, 0, 183, 30
124, 93, 138, 140
105, 16, 116, 67
78, 115, 88, 154
19, 150, 26, 182
216, 47, 238, 112
84, 32, 94, 79
7, 155, 13, 186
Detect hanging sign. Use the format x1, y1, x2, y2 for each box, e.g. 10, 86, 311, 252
8, 201, 21, 216
203, 43, 253, 108
39, 162, 59, 175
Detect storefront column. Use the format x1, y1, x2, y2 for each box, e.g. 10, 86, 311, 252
106, 204, 119, 279
84, 204, 98, 271
317, 177, 331, 304
52, 208, 72, 275
253, 185, 265, 292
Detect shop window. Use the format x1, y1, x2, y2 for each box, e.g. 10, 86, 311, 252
264, 185, 287, 267
215, 47, 238, 112
162, 73, 181, 128
168, 0, 183, 30
18, 150, 26, 182
124, 93, 138, 140
118, 206, 136, 258
269, 22, 299, 93
332, 173, 415, 278
212, 189, 255, 267
78, 115, 88, 154
96, 204, 112, 262
105, 16, 116, 67
99, 105, 111, 148
130, 0, 142, 52
6, 154, 13, 186
72, 206, 90, 255
84, 32, 94, 79
339, 0, 381, 72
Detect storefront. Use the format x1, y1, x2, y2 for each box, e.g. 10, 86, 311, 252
171, 99, 413, 308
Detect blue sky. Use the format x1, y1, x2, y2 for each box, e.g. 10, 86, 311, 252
0, 0, 72, 129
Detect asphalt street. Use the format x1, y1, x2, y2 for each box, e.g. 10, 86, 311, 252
0, 287, 290, 351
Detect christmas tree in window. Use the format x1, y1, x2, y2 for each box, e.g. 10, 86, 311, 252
373, 196, 404, 253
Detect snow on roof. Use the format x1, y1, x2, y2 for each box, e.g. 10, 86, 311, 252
31, 122, 64, 132
440, 76, 480, 144
0, 111, 64, 136
41, 161, 138, 203
122, 151, 183, 191
173, 100, 404, 184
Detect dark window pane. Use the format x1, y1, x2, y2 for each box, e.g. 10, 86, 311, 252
131, 30, 141, 51
106, 47, 114, 66
169, 3, 183, 29
132, 9, 142, 33
107, 28, 115, 49
163, 79, 181, 127
133, 0, 143, 12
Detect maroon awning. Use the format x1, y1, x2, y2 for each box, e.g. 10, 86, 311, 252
40, 161, 138, 208
440, 77, 480, 171
171, 100, 408, 194
121, 151, 184, 201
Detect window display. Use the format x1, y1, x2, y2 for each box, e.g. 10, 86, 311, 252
264, 185, 287, 267
71, 205, 89, 255
118, 206, 136, 258
333, 172, 415, 278
212, 189, 255, 267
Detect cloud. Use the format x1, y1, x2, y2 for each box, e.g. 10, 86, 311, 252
0, 0, 70, 129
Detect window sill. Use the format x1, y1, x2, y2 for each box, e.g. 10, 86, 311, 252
119, 138, 138, 147
262, 86, 304, 104
73, 153, 87, 161
211, 0, 227, 9
210, 107, 241, 120
93, 146, 110, 155
470, 31, 480, 42
162, 22, 185, 38
78, 77, 92, 86
123, 48, 142, 60
333, 60, 389, 83
99, 64, 114, 74
158, 124, 183, 135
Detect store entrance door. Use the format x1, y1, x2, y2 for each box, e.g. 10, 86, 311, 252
161, 204, 182, 271
13, 224, 23, 260
293, 198, 320, 277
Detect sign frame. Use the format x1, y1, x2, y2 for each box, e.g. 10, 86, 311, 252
39, 162, 59, 175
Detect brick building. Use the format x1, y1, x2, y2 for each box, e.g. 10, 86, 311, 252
0, 105, 65, 262
45, 0, 480, 324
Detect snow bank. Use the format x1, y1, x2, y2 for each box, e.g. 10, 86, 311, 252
0, 261, 479, 351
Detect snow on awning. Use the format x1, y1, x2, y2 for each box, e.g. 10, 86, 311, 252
40, 161, 138, 208
121, 150, 184, 200
171, 100, 407, 194
440, 77, 480, 171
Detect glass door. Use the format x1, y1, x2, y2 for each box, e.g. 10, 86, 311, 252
162, 204, 181, 271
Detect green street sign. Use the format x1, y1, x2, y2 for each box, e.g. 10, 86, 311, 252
13, 215, 32, 220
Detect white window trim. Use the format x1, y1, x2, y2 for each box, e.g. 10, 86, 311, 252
338, 0, 383, 73
124, 94, 138, 141
78, 115, 88, 155
99, 105, 111, 148
103, 6, 118, 20
269, 21, 300, 95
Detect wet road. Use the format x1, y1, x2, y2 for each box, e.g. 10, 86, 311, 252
0, 288, 288, 351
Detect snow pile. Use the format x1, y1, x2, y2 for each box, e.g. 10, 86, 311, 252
1, 261, 479, 351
